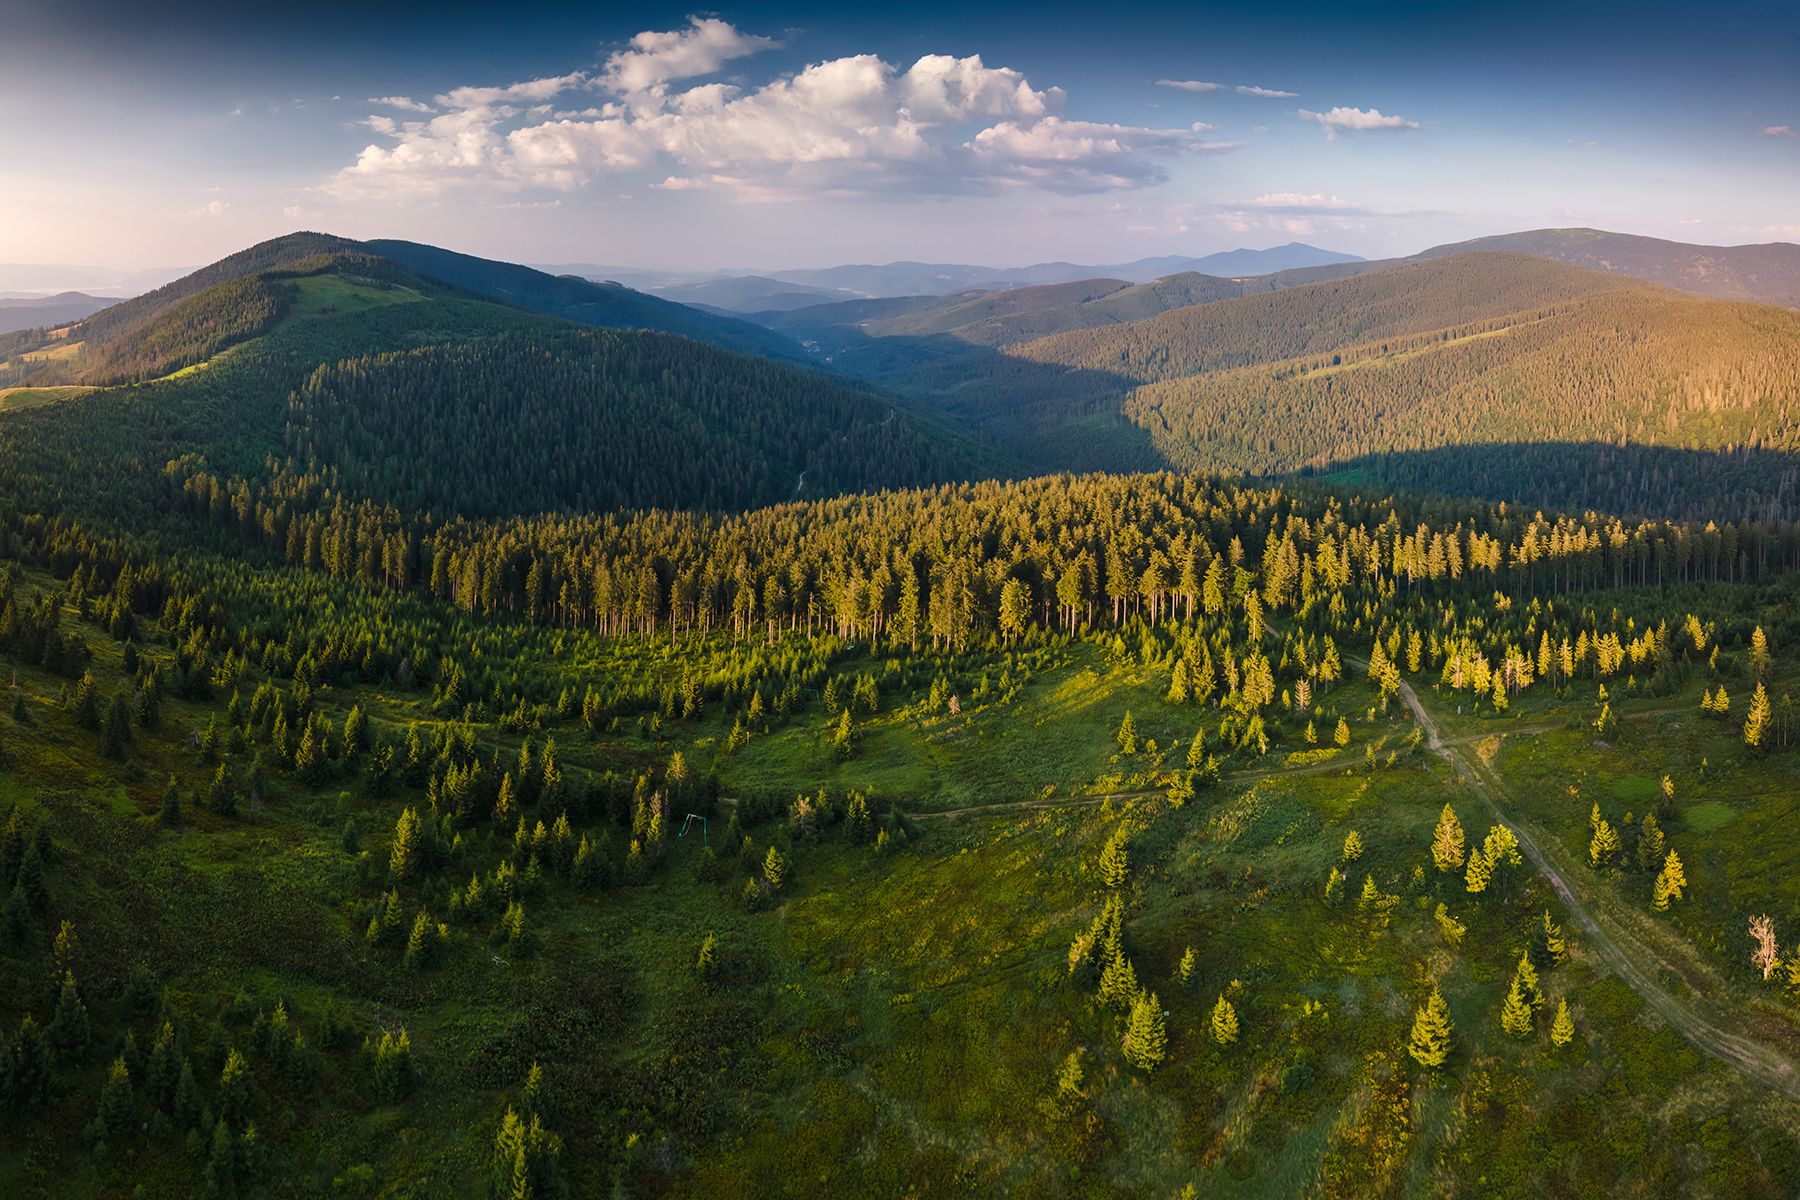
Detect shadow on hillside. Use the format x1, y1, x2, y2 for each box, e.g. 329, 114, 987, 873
778, 322, 1167, 475
1308, 441, 1800, 523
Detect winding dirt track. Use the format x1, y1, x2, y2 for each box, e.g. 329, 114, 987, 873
1367, 657, 1800, 1099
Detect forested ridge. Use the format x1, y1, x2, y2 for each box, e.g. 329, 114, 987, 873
1122, 288, 1800, 479
280, 326, 977, 517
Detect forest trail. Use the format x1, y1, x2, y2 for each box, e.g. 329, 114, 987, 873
1369, 658, 1800, 1100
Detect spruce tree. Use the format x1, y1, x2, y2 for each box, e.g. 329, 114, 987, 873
1431, 804, 1465, 872
1099, 829, 1130, 889
96, 1055, 135, 1138
1464, 848, 1491, 895
1550, 998, 1575, 1047
1653, 850, 1687, 909
1407, 984, 1453, 1068
1342, 830, 1363, 862
1541, 910, 1567, 963
158, 775, 183, 827
49, 971, 89, 1060
762, 845, 786, 891
101, 694, 132, 759
1500, 975, 1534, 1038
1123, 992, 1168, 1070
1589, 819, 1620, 868
1636, 813, 1665, 873
1116, 710, 1138, 755
1210, 994, 1240, 1045
1098, 953, 1140, 1012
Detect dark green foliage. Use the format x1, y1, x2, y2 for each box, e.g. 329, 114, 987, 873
277, 326, 973, 518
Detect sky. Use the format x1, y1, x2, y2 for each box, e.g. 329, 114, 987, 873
1, 0, 1797, 274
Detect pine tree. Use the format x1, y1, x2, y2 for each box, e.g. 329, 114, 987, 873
389, 806, 421, 879
762, 845, 786, 891
373, 1029, 414, 1102
1654, 850, 1687, 909
101, 694, 132, 759
1176, 947, 1197, 989
1333, 716, 1351, 748
1746, 682, 1772, 750
1123, 992, 1168, 1070
1210, 994, 1239, 1045
1323, 866, 1344, 906
218, 1047, 252, 1127
1431, 803, 1465, 872
1342, 830, 1363, 862
1589, 818, 1620, 868
158, 775, 183, 827
205, 1119, 241, 1196
1550, 998, 1575, 1047
696, 931, 718, 979
1099, 829, 1130, 889
403, 911, 437, 970
1358, 873, 1382, 909
831, 707, 854, 760
9, 1016, 51, 1109
1116, 710, 1138, 755
1541, 910, 1567, 964
1407, 984, 1453, 1068
1500, 972, 1535, 1039
1098, 953, 1140, 1012
1636, 812, 1665, 873
1750, 625, 1772, 680
49, 970, 90, 1060
1464, 847, 1491, 895
97, 1054, 135, 1138
1186, 728, 1207, 770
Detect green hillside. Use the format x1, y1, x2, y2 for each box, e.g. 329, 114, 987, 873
0, 252, 983, 524
1123, 286, 1800, 480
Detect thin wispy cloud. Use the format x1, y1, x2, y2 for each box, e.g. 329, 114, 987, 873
1763, 125, 1796, 138
1299, 106, 1419, 139
328, 19, 1237, 201
1156, 79, 1221, 93
1237, 85, 1297, 98
370, 96, 435, 113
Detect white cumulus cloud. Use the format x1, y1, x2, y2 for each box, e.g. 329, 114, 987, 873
602, 16, 777, 94
327, 20, 1232, 200
1299, 106, 1419, 139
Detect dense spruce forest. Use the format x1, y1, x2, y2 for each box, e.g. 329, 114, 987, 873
1, 227, 1799, 1197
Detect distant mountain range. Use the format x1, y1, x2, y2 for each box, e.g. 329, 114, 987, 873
538, 243, 1367, 311
0, 292, 118, 335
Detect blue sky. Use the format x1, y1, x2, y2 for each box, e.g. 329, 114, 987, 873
2, 1, 1796, 271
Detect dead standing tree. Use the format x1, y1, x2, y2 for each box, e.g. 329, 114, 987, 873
1751, 913, 1779, 981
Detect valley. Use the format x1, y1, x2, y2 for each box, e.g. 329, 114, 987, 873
0, 52, 1797, 1194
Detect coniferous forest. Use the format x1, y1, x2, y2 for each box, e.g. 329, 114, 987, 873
1, 194, 1800, 1200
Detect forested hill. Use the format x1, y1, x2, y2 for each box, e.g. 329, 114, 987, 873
0, 253, 984, 521
1413, 228, 1800, 308
361, 239, 802, 361
0, 233, 803, 390
1008, 253, 1640, 384
276, 325, 977, 517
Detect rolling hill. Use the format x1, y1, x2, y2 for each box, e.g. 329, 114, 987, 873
0, 233, 804, 391
0, 236, 984, 519
1411, 228, 1800, 308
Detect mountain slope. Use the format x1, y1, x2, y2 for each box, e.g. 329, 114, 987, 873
0, 242, 985, 519
1122, 283, 1800, 493
363, 239, 803, 360
1411, 228, 1800, 307
1009, 252, 1637, 385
